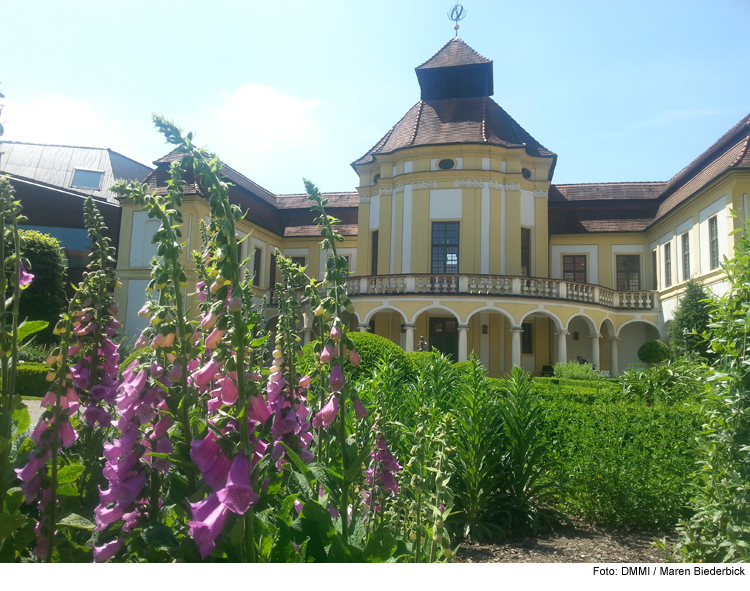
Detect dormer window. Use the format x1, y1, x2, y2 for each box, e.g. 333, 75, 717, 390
71, 169, 104, 190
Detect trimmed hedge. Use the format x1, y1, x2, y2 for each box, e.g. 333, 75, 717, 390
6, 362, 50, 397
302, 332, 411, 381
404, 351, 437, 374
14, 230, 67, 344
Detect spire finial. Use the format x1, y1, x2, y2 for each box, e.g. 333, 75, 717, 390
448, 3, 466, 37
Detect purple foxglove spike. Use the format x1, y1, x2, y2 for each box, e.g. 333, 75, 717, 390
94, 503, 126, 530
188, 494, 230, 557
117, 370, 147, 410
152, 436, 173, 474
15, 451, 51, 482
134, 332, 149, 350
109, 319, 122, 330
252, 440, 269, 467
93, 538, 124, 563
150, 362, 164, 379
30, 420, 49, 446
298, 374, 312, 389
294, 499, 303, 515
312, 395, 339, 429
320, 344, 334, 364
137, 304, 151, 318
220, 376, 238, 406
329, 365, 345, 392
328, 504, 340, 519
18, 262, 34, 288
40, 390, 57, 407
21, 473, 41, 503
348, 348, 361, 366
379, 471, 399, 495
68, 343, 81, 356
201, 312, 218, 330
298, 448, 314, 463
217, 453, 258, 515
152, 414, 172, 439
205, 328, 225, 350
379, 451, 402, 472
191, 358, 221, 388
330, 325, 342, 342
246, 371, 262, 382
227, 295, 242, 312
190, 431, 220, 471
207, 397, 222, 413
202, 452, 231, 491
249, 394, 272, 424
352, 396, 369, 419
104, 325, 116, 336
168, 363, 183, 381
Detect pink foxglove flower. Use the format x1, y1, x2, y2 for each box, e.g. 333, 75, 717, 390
228, 295, 242, 313
312, 395, 339, 429
18, 263, 34, 289
320, 344, 334, 364
298, 374, 312, 389
329, 365, 345, 392
220, 377, 238, 406
349, 348, 361, 366
192, 358, 221, 388
217, 453, 258, 514
137, 304, 151, 318
200, 312, 218, 330
352, 396, 368, 419
205, 328, 225, 349
189, 493, 229, 560
330, 325, 342, 342
93, 538, 124, 563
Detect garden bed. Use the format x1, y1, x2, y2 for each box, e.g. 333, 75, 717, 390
453, 520, 673, 563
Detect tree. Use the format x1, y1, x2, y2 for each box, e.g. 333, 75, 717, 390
669, 279, 711, 358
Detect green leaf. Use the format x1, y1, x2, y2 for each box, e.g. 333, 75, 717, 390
17, 320, 49, 343
12, 405, 30, 435
3, 489, 24, 514
58, 513, 95, 531
0, 513, 28, 545
57, 464, 85, 484
57, 483, 80, 497
363, 529, 398, 562
142, 522, 180, 553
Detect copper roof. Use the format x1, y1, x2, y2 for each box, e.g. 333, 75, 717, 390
353, 97, 555, 165
416, 37, 491, 70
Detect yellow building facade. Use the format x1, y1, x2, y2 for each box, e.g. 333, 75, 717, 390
115, 37, 750, 377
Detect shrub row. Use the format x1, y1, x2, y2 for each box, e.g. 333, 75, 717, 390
2, 362, 50, 397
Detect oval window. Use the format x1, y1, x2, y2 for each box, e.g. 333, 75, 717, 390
438, 159, 455, 170
522, 168, 532, 179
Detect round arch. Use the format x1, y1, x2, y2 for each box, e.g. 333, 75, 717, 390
465, 305, 515, 326
519, 308, 563, 332
363, 305, 407, 325
408, 304, 461, 325
565, 313, 597, 334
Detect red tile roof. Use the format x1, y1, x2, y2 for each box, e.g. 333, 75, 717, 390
550, 182, 666, 202
276, 192, 358, 209
416, 37, 491, 69
353, 96, 555, 165
284, 224, 358, 237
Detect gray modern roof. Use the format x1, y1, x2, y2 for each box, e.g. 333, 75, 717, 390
0, 141, 152, 204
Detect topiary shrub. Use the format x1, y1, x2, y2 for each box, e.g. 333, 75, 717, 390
669, 279, 712, 358
637, 340, 671, 364
6, 362, 49, 397
452, 360, 474, 374
11, 230, 66, 344
302, 331, 411, 382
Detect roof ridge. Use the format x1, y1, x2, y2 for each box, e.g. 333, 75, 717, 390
553, 181, 667, 187
731, 132, 750, 167
106, 149, 153, 172
415, 37, 491, 69
1, 140, 111, 151
409, 101, 424, 146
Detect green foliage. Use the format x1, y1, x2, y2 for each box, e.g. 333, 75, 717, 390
303, 331, 411, 382
404, 351, 438, 374
542, 398, 702, 530
450, 354, 507, 540
669, 280, 712, 358
451, 360, 473, 374
13, 230, 66, 344
553, 361, 602, 381
5, 363, 48, 397
673, 214, 750, 562
637, 339, 672, 364
619, 357, 711, 406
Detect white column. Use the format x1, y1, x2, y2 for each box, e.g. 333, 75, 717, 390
590, 332, 601, 370
457, 324, 469, 362
511, 326, 523, 368
404, 324, 416, 353
357, 324, 368, 333
609, 336, 619, 377
555, 330, 569, 365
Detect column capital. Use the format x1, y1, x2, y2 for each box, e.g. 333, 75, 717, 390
590, 332, 602, 339
404, 323, 416, 329
609, 336, 620, 342
555, 330, 570, 337
510, 326, 524, 333
357, 324, 369, 332
457, 324, 470, 331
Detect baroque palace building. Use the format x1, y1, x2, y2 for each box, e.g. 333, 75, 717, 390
115, 37, 750, 377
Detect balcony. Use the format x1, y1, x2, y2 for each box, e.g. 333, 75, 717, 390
341, 274, 657, 310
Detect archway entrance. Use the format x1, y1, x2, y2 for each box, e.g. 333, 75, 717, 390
429, 317, 459, 361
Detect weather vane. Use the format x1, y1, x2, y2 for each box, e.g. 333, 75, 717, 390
448, 3, 466, 37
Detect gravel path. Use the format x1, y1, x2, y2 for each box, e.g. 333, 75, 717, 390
25, 399, 44, 428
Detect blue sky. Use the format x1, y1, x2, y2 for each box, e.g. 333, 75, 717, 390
2, 0, 750, 194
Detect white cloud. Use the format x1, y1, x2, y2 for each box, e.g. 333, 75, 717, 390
2, 95, 125, 148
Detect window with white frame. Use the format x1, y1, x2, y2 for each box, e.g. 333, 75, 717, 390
709, 216, 719, 269
664, 242, 672, 288
681, 232, 690, 280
